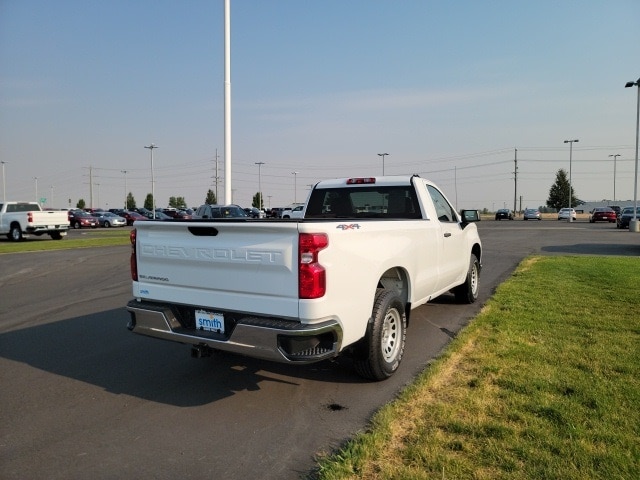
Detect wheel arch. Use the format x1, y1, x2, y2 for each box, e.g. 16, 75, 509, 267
376, 266, 412, 326
471, 242, 482, 268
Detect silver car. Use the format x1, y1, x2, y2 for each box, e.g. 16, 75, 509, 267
92, 211, 127, 227
523, 208, 541, 220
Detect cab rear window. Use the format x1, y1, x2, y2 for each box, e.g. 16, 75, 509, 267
305, 186, 421, 219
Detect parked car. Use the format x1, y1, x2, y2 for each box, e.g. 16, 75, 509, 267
92, 211, 126, 227
108, 208, 128, 216
617, 206, 640, 229
142, 211, 173, 221
194, 204, 248, 219
495, 209, 513, 220
557, 208, 577, 221
523, 208, 541, 220
121, 211, 148, 226
68, 210, 99, 229
268, 207, 286, 218
243, 207, 265, 218
589, 207, 617, 223
160, 208, 193, 219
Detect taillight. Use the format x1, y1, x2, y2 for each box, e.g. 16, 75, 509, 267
299, 233, 328, 299
27, 212, 33, 223
130, 228, 138, 281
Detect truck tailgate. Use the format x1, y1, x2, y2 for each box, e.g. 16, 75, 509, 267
133, 221, 300, 318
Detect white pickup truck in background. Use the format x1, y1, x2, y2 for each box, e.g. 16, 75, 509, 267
126, 175, 482, 380
0, 201, 69, 241
281, 204, 305, 218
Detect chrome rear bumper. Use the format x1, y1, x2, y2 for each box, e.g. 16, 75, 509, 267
126, 300, 342, 364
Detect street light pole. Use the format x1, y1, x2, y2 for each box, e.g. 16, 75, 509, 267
377, 153, 389, 175
255, 161, 264, 209
1, 161, 7, 203
625, 78, 640, 232
292, 171, 299, 203
144, 144, 158, 219
121, 170, 128, 209
608, 154, 620, 203
33, 177, 38, 205
563, 139, 578, 222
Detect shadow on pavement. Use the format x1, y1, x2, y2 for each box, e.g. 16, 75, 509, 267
0, 308, 364, 407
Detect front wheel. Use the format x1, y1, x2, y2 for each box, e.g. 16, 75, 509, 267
353, 289, 406, 381
453, 253, 480, 304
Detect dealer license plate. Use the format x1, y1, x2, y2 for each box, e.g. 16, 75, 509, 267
195, 309, 225, 334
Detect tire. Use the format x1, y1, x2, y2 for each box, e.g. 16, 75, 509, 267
104, 221, 111, 227
353, 289, 406, 381
50, 232, 64, 240
9, 225, 23, 242
73, 221, 81, 229
453, 253, 480, 304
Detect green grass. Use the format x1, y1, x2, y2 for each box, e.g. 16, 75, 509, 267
314, 256, 640, 480
0, 228, 131, 253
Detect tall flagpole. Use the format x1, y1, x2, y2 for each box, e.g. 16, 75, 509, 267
224, 0, 232, 204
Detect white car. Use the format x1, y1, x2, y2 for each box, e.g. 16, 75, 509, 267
557, 208, 577, 221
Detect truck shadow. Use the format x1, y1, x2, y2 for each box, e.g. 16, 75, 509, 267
0, 308, 365, 407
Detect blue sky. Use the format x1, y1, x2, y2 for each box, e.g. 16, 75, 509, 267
1, 0, 638, 211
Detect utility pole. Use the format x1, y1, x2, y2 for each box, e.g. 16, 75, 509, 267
454, 166, 458, 210
121, 170, 128, 209
608, 154, 621, 203
89, 166, 94, 209
255, 161, 264, 209
213, 148, 220, 203
292, 171, 299, 203
513, 148, 518, 216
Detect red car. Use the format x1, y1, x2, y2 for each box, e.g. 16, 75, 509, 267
120, 211, 148, 226
68, 210, 99, 229
589, 207, 617, 223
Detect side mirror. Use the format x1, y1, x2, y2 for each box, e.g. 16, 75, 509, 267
460, 209, 480, 227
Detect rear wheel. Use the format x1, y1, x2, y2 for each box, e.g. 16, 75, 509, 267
9, 225, 23, 242
453, 253, 480, 304
353, 289, 406, 381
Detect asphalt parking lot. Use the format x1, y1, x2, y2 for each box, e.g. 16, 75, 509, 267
0, 220, 638, 479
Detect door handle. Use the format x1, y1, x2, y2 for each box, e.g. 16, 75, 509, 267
444, 232, 451, 237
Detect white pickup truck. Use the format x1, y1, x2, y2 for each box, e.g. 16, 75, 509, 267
0, 202, 69, 241
126, 175, 482, 380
